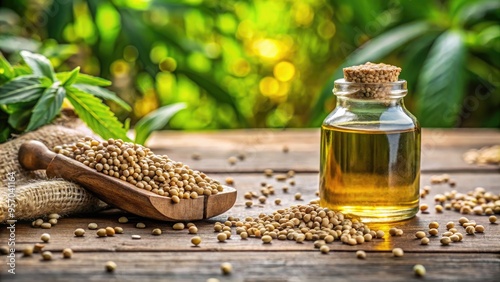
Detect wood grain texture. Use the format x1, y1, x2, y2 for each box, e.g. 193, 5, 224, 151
146, 129, 500, 173
1, 252, 499, 282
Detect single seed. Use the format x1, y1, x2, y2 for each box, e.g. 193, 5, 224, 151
356, 250, 366, 259
395, 229, 404, 236
274, 198, 281, 205
106, 227, 115, 236
314, 240, 326, 248
118, 216, 129, 223
392, 248, 404, 257
458, 217, 469, 225
376, 230, 385, 239
413, 264, 426, 277
262, 235, 272, 244
173, 223, 185, 230
221, 262, 232, 275
62, 248, 73, 259
33, 243, 45, 253
152, 228, 162, 235
191, 236, 202, 246
420, 237, 430, 245
489, 215, 497, 224
420, 204, 429, 212
227, 156, 238, 165
33, 219, 44, 227
474, 225, 485, 233
191, 153, 201, 160
264, 169, 273, 177
429, 228, 439, 236
320, 245, 330, 254
275, 174, 287, 181
136, 222, 146, 229
465, 226, 475, 235
41, 233, 50, 243
258, 196, 267, 204
23, 247, 34, 257
428, 221, 439, 229
42, 251, 53, 261
48, 218, 58, 225
188, 226, 198, 234
295, 234, 305, 243
282, 145, 289, 153
105, 261, 117, 272
435, 205, 443, 213
88, 223, 98, 230
114, 227, 124, 234
217, 233, 227, 242
171, 195, 180, 203
446, 222, 455, 230
48, 213, 60, 220
415, 231, 426, 239
131, 235, 141, 239
41, 223, 52, 229
240, 232, 248, 239
389, 228, 397, 236
225, 177, 234, 185
294, 193, 302, 200
440, 237, 451, 245
96, 228, 107, 237
450, 234, 460, 242
245, 201, 253, 207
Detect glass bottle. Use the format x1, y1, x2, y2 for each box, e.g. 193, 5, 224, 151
319, 79, 421, 222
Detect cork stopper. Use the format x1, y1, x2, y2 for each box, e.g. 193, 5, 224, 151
340, 62, 403, 98
343, 62, 401, 83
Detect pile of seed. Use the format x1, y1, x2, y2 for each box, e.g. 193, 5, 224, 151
433, 186, 500, 216
54, 137, 223, 202
342, 62, 402, 98
31, 213, 60, 229
463, 145, 500, 165
216, 204, 383, 246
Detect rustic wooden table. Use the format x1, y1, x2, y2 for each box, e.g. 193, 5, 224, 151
1, 129, 500, 281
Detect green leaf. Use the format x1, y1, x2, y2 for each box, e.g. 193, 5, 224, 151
61, 66, 80, 86
73, 84, 131, 111
8, 108, 32, 131
134, 103, 186, 145
56, 72, 112, 86
66, 86, 130, 141
308, 21, 432, 126
175, 68, 246, 125
0, 75, 45, 104
0, 53, 14, 83
20, 51, 56, 81
26, 83, 66, 131
416, 31, 467, 127
456, 0, 500, 27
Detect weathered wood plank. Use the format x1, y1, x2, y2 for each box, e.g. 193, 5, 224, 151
2, 172, 499, 254
1, 252, 499, 282
146, 129, 500, 173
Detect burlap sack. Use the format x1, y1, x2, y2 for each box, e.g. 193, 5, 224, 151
0, 113, 106, 222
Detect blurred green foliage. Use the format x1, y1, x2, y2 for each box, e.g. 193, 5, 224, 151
0, 0, 499, 129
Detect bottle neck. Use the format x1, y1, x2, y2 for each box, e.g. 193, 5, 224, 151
336, 96, 405, 110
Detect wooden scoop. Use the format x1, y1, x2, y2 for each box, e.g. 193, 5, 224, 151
18, 140, 237, 221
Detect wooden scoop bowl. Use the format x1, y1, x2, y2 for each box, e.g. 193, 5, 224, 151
18, 140, 237, 221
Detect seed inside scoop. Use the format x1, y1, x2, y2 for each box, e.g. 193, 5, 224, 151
54, 137, 223, 202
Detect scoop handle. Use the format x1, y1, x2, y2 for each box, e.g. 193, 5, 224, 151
18, 140, 57, 171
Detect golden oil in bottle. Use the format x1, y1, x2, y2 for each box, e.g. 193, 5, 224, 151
319, 124, 421, 222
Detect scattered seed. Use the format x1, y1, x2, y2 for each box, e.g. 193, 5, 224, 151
62, 248, 73, 259
33, 219, 44, 228
191, 153, 201, 160
240, 232, 248, 239
420, 237, 430, 245
258, 196, 267, 204
420, 204, 429, 212
264, 169, 273, 177
262, 235, 272, 244
225, 177, 234, 185
294, 193, 302, 200
245, 201, 253, 207
356, 250, 366, 259
217, 233, 227, 242
450, 234, 460, 242
118, 216, 128, 223
282, 145, 289, 153
96, 229, 107, 237
465, 226, 475, 235
275, 174, 287, 181
41, 223, 52, 229
320, 245, 330, 254
88, 223, 98, 230
173, 223, 185, 230
489, 216, 497, 224
415, 231, 426, 239
413, 264, 426, 277
33, 243, 45, 253
392, 248, 404, 257
274, 198, 282, 205
42, 251, 52, 261
152, 228, 162, 235
106, 227, 115, 236
131, 235, 141, 239
48, 218, 58, 225
376, 230, 385, 239
188, 226, 198, 234
227, 156, 238, 165
48, 213, 60, 220
459, 217, 469, 225
114, 227, 124, 234
429, 221, 439, 229
435, 205, 443, 213
191, 236, 202, 246
221, 262, 232, 275
40, 233, 50, 243
105, 261, 117, 272
475, 225, 485, 233
171, 195, 180, 203
440, 237, 451, 245
23, 247, 33, 257
136, 223, 146, 229
429, 228, 439, 236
